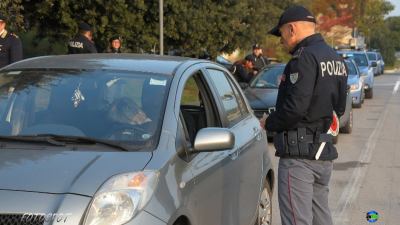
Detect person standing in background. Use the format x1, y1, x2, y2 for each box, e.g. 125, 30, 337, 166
0, 14, 23, 68
68, 22, 97, 54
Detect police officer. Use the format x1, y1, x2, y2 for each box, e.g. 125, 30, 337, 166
68, 22, 97, 54
0, 15, 23, 68
260, 6, 348, 225
105, 36, 122, 53
230, 55, 257, 84
246, 44, 269, 72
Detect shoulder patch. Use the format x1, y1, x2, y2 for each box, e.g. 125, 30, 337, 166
289, 72, 299, 84
292, 47, 304, 59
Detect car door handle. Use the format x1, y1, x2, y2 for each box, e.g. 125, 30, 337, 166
253, 127, 262, 141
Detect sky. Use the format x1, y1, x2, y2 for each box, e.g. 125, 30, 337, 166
388, 0, 400, 17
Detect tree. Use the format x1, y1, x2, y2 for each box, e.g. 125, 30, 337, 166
0, 0, 24, 32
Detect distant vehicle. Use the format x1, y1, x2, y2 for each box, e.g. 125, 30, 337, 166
0, 54, 274, 225
366, 51, 381, 76
344, 58, 365, 108
243, 64, 353, 142
337, 50, 374, 99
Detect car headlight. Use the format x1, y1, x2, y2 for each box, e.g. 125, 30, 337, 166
83, 171, 159, 225
350, 83, 359, 91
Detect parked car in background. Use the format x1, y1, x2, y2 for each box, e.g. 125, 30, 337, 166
0, 54, 274, 225
366, 51, 381, 76
344, 58, 365, 108
243, 64, 353, 142
337, 50, 374, 99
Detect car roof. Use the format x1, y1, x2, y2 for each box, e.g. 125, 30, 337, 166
2, 54, 198, 76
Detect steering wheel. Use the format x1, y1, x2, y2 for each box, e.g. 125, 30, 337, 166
106, 123, 151, 141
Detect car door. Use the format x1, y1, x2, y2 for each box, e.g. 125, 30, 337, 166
205, 68, 264, 225
177, 69, 238, 225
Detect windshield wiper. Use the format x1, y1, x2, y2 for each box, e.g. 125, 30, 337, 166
0, 134, 131, 151
0, 135, 66, 146
34, 134, 131, 151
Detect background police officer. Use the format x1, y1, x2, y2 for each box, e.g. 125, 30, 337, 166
246, 43, 269, 72
68, 22, 97, 54
105, 36, 122, 53
260, 6, 348, 225
0, 15, 23, 68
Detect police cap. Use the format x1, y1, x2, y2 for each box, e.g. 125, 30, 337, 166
269, 5, 316, 37
253, 44, 261, 49
0, 14, 7, 22
245, 55, 253, 62
78, 22, 92, 31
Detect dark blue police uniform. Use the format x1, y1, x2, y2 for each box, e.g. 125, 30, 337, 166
68, 22, 97, 54
0, 30, 23, 68
265, 6, 348, 225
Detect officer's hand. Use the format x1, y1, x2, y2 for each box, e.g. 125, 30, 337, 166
259, 113, 268, 129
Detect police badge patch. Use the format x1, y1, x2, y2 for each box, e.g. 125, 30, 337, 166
289, 72, 299, 84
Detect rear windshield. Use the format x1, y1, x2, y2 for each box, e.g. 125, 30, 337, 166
367, 53, 377, 61
0, 69, 171, 149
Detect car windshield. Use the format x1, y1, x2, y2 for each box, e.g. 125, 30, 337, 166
348, 53, 369, 67
250, 66, 285, 89
0, 69, 171, 150
345, 60, 358, 76
367, 53, 377, 61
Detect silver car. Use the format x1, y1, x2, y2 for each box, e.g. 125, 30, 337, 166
0, 54, 274, 225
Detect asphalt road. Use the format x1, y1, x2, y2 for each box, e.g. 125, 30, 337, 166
269, 72, 400, 225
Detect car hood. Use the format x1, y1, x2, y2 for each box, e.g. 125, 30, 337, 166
0, 148, 152, 196
244, 88, 278, 109
358, 66, 370, 74
347, 75, 359, 85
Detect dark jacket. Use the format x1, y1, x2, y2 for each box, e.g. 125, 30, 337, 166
246, 54, 269, 71
68, 34, 97, 54
230, 61, 255, 83
265, 33, 348, 160
0, 30, 23, 68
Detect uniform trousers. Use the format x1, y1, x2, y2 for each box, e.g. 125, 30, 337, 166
278, 158, 333, 225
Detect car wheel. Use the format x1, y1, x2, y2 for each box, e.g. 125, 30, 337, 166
365, 88, 373, 99
333, 135, 339, 144
353, 101, 362, 108
340, 109, 353, 134
255, 180, 272, 225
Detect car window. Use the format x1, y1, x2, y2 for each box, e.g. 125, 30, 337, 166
180, 72, 218, 144
0, 69, 171, 150
367, 53, 377, 61
350, 53, 369, 67
250, 66, 285, 88
207, 69, 241, 126
226, 73, 249, 116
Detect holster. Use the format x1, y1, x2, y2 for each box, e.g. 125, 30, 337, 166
274, 128, 333, 158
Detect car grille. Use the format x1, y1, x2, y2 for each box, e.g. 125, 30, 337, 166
0, 214, 45, 225
254, 107, 276, 118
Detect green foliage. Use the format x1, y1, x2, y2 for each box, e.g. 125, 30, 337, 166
16, 0, 294, 57
0, 0, 24, 32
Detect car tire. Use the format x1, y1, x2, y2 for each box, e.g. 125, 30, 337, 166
340, 109, 353, 134
353, 101, 362, 108
365, 88, 373, 99
333, 135, 339, 144
255, 180, 272, 225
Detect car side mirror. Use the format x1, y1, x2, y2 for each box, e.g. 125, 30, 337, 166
192, 128, 235, 153
371, 62, 377, 67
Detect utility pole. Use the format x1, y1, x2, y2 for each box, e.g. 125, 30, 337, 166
159, 0, 164, 55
